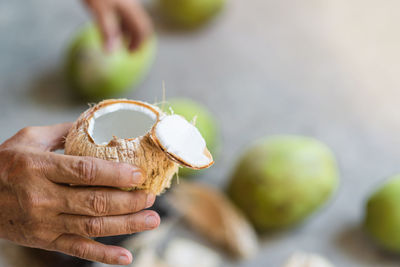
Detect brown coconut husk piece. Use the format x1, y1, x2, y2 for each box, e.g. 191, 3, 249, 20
168, 181, 258, 259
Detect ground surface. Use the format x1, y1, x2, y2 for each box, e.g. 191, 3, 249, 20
1, 0, 400, 266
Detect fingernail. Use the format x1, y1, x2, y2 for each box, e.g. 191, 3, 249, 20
118, 254, 130, 265
145, 215, 158, 227
146, 194, 155, 208
132, 171, 144, 185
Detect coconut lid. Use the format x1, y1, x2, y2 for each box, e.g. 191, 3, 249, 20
151, 114, 214, 169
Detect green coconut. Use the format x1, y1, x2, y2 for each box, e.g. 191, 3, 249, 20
365, 175, 400, 253
159, 0, 225, 28
66, 25, 156, 100
227, 136, 339, 231
162, 98, 220, 177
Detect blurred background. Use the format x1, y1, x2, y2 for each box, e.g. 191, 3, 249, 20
1, 0, 400, 266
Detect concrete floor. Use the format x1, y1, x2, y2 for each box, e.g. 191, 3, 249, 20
1, 0, 400, 266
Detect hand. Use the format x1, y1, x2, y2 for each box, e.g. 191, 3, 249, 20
0, 123, 160, 265
83, 0, 153, 51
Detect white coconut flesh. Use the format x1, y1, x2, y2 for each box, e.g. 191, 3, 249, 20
88, 103, 157, 145
153, 114, 213, 169
87, 102, 213, 169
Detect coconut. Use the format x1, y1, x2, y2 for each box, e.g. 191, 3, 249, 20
65, 25, 156, 100
64, 99, 214, 195
364, 175, 400, 253
227, 136, 338, 231
159, 0, 225, 28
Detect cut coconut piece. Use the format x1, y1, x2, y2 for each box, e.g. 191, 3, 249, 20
164, 238, 221, 267
283, 252, 334, 267
64, 99, 214, 195
151, 115, 213, 169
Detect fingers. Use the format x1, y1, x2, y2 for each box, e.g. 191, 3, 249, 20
85, 0, 121, 52
51, 234, 132, 265
44, 153, 145, 188
58, 186, 155, 216
85, 0, 153, 52
116, 0, 153, 50
59, 210, 160, 237
4, 123, 72, 151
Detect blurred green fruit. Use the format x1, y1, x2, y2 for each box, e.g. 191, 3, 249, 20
66, 25, 156, 100
159, 0, 225, 28
365, 175, 400, 253
163, 98, 220, 177
227, 136, 339, 231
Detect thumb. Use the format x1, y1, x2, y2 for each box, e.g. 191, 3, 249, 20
6, 123, 73, 151
38, 122, 73, 151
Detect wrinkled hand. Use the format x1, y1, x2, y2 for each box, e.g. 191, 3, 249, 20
83, 0, 153, 51
0, 123, 160, 265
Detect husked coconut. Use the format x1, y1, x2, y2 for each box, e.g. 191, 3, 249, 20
65, 99, 214, 195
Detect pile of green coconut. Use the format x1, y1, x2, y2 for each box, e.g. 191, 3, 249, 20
63, 1, 400, 264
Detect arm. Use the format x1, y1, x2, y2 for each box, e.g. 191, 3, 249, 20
0, 123, 159, 265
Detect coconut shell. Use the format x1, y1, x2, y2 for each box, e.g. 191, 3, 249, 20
64, 99, 179, 195
168, 181, 258, 259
